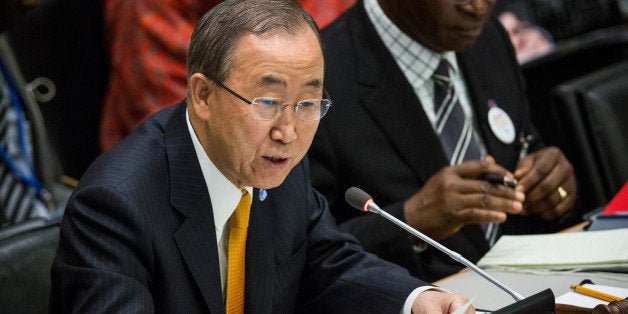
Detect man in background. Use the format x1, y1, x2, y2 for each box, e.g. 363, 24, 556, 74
309, 0, 577, 282
51, 1, 473, 312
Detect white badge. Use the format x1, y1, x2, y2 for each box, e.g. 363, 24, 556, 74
487, 100, 515, 144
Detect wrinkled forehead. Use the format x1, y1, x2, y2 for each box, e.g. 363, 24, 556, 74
228, 28, 325, 80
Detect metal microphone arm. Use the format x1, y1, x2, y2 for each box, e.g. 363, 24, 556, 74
345, 187, 555, 312
365, 200, 524, 301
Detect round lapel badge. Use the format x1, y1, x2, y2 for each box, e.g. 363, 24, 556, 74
487, 99, 515, 144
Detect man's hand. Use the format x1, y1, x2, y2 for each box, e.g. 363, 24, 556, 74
403, 156, 524, 241
514, 147, 576, 220
412, 290, 474, 314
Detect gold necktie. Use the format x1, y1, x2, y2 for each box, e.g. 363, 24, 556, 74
225, 189, 251, 313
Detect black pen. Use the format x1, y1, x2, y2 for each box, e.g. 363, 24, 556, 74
481, 174, 517, 188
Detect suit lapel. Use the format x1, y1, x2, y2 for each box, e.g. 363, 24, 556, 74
166, 103, 224, 313
349, 7, 448, 184
244, 189, 274, 312
165, 104, 277, 312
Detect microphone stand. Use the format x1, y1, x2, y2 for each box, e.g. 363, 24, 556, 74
370, 205, 525, 301
350, 188, 556, 313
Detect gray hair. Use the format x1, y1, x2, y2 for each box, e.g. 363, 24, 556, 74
187, 0, 322, 83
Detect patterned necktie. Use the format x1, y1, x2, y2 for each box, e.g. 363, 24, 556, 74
225, 189, 251, 313
432, 59, 498, 245
432, 58, 483, 165
0, 66, 49, 226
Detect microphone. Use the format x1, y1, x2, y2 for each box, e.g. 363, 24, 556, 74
345, 187, 555, 313
344, 187, 525, 301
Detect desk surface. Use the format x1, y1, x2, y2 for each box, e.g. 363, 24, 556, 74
434, 268, 628, 311
433, 222, 628, 310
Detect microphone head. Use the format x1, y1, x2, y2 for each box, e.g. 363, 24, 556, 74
345, 187, 372, 212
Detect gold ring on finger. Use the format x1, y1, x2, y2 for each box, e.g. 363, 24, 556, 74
557, 186, 568, 201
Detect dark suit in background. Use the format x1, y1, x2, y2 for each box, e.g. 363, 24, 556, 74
309, 3, 566, 282
51, 102, 425, 313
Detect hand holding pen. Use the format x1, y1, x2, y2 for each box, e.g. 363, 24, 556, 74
513, 131, 576, 220
402, 156, 524, 241
481, 173, 517, 188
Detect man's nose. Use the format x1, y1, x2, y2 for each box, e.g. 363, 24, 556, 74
460, 0, 491, 17
270, 109, 298, 144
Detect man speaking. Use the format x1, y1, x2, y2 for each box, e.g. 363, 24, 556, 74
50, 0, 473, 313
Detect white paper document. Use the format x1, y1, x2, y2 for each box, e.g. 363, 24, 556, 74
477, 228, 628, 271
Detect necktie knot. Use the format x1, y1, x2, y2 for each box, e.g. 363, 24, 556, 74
230, 189, 251, 229
432, 59, 451, 84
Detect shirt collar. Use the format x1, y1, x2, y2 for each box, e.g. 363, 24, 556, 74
363, 0, 460, 80
185, 108, 252, 239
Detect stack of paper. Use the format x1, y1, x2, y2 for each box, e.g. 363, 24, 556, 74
477, 228, 628, 271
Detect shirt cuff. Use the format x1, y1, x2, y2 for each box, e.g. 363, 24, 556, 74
402, 286, 451, 314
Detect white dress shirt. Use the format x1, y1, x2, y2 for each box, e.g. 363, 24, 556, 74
186, 109, 252, 298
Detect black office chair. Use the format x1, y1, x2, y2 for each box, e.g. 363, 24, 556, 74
550, 61, 628, 210
521, 23, 628, 149
0, 219, 60, 314
521, 24, 628, 212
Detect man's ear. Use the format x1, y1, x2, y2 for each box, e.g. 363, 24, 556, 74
188, 73, 214, 119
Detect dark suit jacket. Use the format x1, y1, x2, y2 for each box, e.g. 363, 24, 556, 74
309, 2, 557, 282
50, 101, 426, 313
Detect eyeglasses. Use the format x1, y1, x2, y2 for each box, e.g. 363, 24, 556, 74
210, 78, 332, 121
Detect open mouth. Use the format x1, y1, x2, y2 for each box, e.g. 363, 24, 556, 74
264, 156, 288, 164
